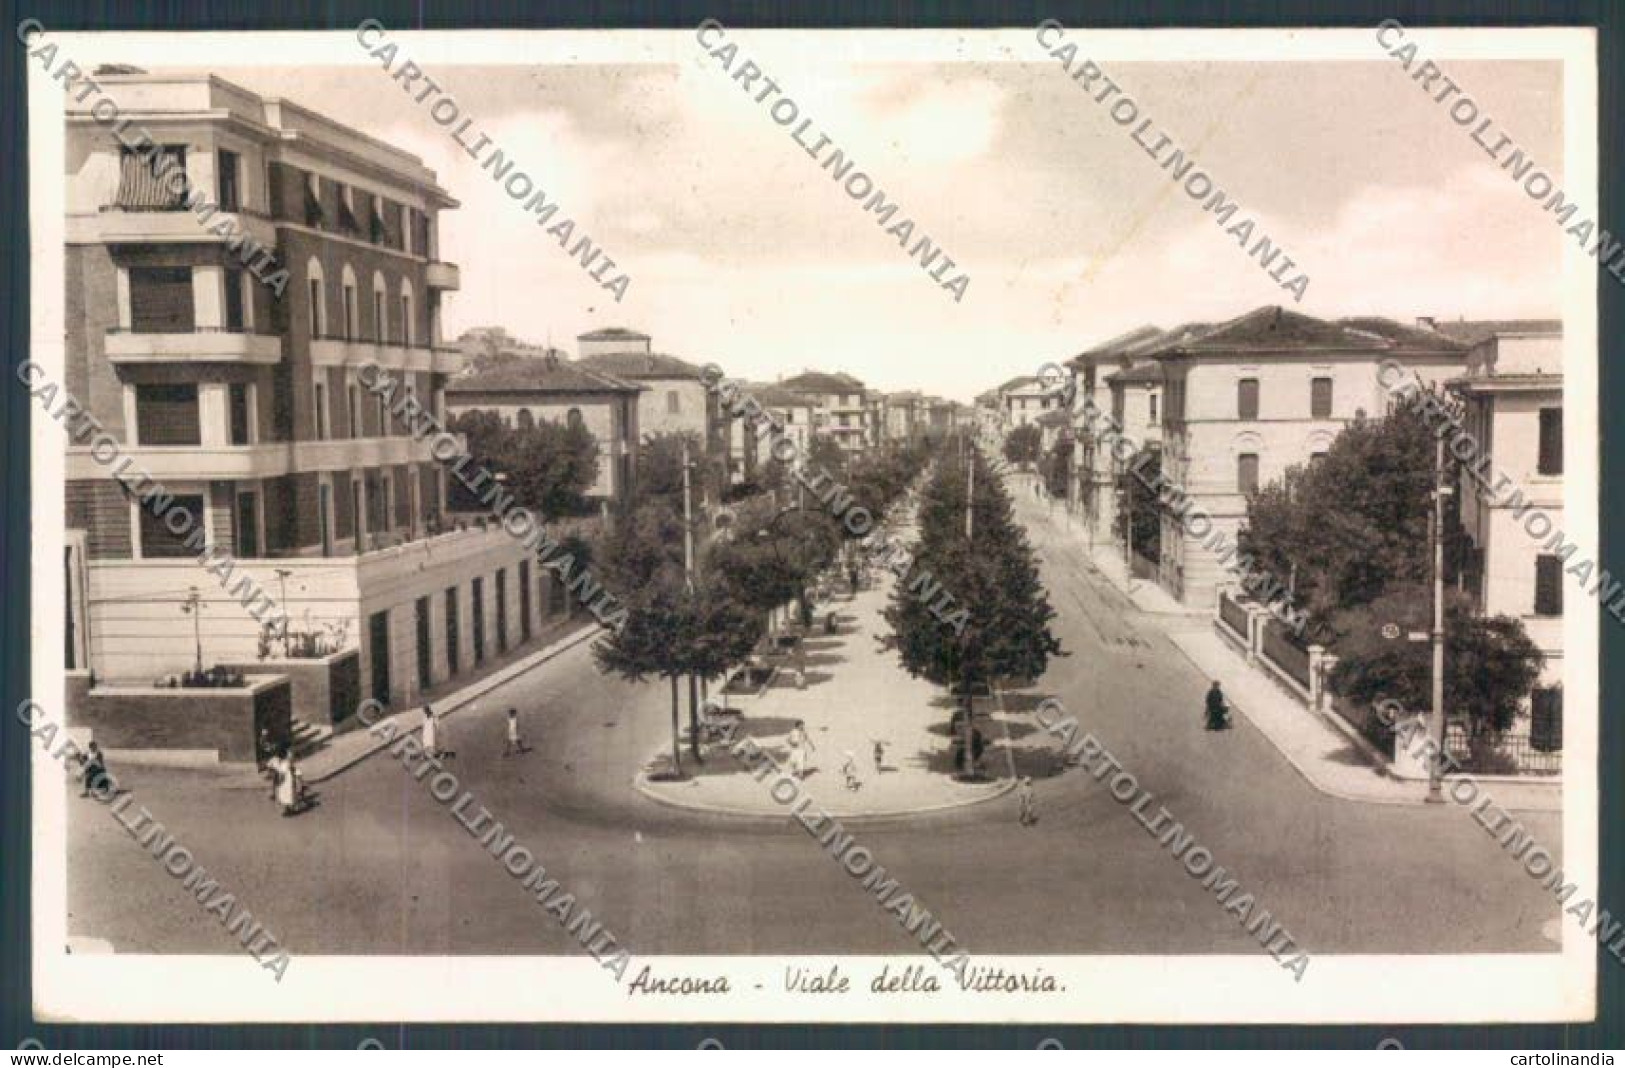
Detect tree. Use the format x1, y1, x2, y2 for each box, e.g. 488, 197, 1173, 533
1041, 438, 1072, 500
1237, 403, 1435, 629
1002, 425, 1042, 468
592, 571, 694, 777
1326, 583, 1544, 738
1115, 445, 1161, 561
447, 409, 599, 518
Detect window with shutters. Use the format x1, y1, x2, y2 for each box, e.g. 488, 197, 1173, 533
1311, 377, 1333, 419
1237, 452, 1259, 495
136, 383, 201, 446
1534, 554, 1563, 616
217, 150, 240, 212
1538, 408, 1562, 475
1530, 687, 1563, 752
228, 383, 250, 445
304, 172, 324, 228
1149, 393, 1159, 423
128, 267, 194, 333
313, 381, 329, 440
1237, 378, 1259, 420
223, 268, 246, 332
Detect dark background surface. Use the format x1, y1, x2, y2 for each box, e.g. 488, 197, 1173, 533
1, 0, 1619, 1050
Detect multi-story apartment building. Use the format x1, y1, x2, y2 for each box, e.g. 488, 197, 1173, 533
782, 371, 869, 453
575, 329, 723, 463
1446, 319, 1564, 750
996, 375, 1061, 428
445, 354, 643, 506
1149, 306, 1468, 606
1064, 324, 1165, 543
721, 382, 820, 485
883, 391, 929, 442
62, 74, 542, 718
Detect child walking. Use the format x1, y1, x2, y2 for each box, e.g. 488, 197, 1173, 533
1017, 776, 1038, 826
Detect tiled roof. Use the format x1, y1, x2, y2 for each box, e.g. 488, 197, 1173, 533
447, 357, 644, 394
1427, 319, 1563, 346
577, 326, 651, 341
1034, 408, 1073, 427
996, 375, 1044, 394
1146, 307, 1466, 359
1105, 360, 1164, 385
1070, 324, 1165, 364
576, 352, 709, 381
743, 382, 819, 409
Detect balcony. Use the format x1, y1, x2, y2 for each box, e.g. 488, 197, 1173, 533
67, 441, 291, 483
79, 206, 278, 248
424, 261, 460, 291
291, 434, 452, 473
310, 333, 440, 373
105, 327, 282, 366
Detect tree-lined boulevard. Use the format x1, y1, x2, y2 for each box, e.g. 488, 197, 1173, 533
63, 445, 1562, 962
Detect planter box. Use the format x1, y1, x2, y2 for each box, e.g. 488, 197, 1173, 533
221, 649, 361, 731
70, 674, 292, 764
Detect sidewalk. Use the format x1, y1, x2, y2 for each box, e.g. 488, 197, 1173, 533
636, 532, 1015, 820
1167, 623, 1561, 813
1022, 490, 1205, 618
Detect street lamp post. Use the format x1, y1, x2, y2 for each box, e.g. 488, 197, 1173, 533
1426, 431, 1451, 803
180, 586, 203, 677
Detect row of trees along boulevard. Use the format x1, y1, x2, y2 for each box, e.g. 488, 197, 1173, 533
594, 430, 932, 778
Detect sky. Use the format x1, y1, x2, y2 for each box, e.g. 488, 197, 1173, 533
206, 46, 1565, 403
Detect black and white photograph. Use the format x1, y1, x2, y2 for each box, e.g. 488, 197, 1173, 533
18, 20, 1604, 1027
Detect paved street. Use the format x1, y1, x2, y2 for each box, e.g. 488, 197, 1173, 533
65, 475, 1563, 962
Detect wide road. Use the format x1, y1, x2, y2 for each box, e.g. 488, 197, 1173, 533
65, 476, 1561, 964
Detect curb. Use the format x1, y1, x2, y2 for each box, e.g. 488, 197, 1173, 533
631, 767, 1016, 825
1164, 630, 1561, 813
306, 622, 602, 784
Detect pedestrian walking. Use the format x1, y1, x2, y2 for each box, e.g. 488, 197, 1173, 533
872, 738, 887, 773
503, 707, 529, 756
1017, 776, 1038, 826
423, 704, 457, 759
788, 720, 815, 780
841, 750, 862, 791
79, 741, 109, 799
1205, 681, 1232, 731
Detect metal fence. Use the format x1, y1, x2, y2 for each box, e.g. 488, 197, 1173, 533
1445, 715, 1563, 776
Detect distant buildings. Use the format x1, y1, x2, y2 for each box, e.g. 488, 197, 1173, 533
782, 370, 869, 453
575, 329, 722, 457
1447, 319, 1565, 749
445, 353, 643, 505
995, 375, 1062, 428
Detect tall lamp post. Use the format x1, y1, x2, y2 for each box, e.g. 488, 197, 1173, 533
180, 586, 204, 676
1426, 431, 1451, 803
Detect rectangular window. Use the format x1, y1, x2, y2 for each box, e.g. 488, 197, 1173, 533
1149, 393, 1158, 423
342, 284, 357, 340
128, 267, 194, 333
400, 294, 413, 347
318, 483, 333, 556
374, 290, 386, 343
338, 183, 360, 236
1530, 686, 1563, 752
376, 393, 389, 438
1237, 452, 1260, 495
415, 596, 433, 693
667, 390, 681, 414
348, 383, 362, 438
1311, 376, 1333, 419
304, 172, 324, 228
313, 381, 328, 440
217, 149, 240, 212
472, 578, 486, 665
228, 383, 250, 445
519, 560, 533, 643
139, 494, 204, 557
1538, 408, 1563, 475
235, 491, 259, 558
1534, 555, 1563, 616
445, 587, 461, 675
308, 277, 323, 336
1237, 378, 1259, 421
496, 568, 509, 653
136, 383, 201, 446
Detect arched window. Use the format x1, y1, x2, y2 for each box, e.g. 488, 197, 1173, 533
305, 257, 326, 337
371, 271, 388, 344
516, 409, 536, 431
399, 280, 415, 348
566, 407, 584, 431
340, 265, 359, 341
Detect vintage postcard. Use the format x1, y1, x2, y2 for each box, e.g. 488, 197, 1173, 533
24, 22, 1601, 1025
